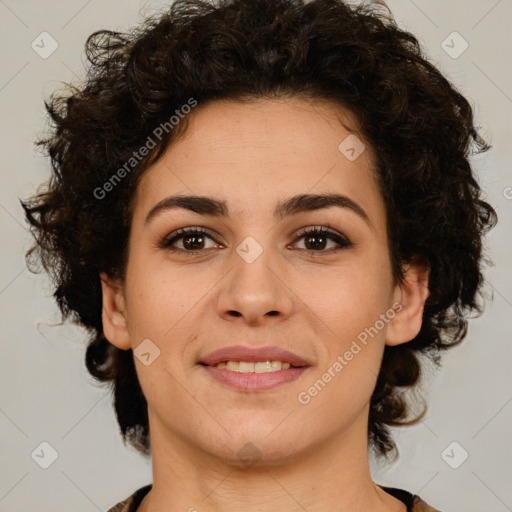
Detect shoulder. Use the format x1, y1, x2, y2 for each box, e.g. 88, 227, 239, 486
411, 495, 442, 512
380, 485, 443, 512
106, 484, 152, 512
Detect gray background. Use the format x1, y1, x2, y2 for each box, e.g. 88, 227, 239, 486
0, 0, 511, 511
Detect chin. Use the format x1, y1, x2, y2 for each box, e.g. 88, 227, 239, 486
201, 430, 309, 469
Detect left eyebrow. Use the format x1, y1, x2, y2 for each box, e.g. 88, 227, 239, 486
144, 193, 372, 228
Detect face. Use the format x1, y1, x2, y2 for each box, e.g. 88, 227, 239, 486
101, 97, 428, 467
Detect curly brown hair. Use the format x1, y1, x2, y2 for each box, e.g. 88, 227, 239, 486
21, 0, 497, 458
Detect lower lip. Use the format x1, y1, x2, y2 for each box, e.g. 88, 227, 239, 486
200, 364, 310, 391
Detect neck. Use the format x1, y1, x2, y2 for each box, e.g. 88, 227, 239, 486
138, 408, 405, 512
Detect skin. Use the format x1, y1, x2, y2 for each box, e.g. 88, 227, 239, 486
101, 97, 430, 512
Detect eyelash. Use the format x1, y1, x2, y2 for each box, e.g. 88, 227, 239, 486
158, 225, 353, 257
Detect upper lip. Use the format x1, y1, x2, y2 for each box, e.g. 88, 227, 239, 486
199, 345, 311, 367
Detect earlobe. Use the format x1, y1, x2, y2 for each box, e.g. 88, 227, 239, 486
386, 259, 430, 347
100, 272, 131, 350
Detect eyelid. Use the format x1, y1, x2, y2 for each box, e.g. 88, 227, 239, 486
157, 226, 222, 249
294, 224, 341, 239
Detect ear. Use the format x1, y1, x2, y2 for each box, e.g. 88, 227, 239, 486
100, 272, 131, 350
386, 257, 430, 346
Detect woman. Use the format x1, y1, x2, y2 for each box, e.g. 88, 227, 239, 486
21, 0, 497, 510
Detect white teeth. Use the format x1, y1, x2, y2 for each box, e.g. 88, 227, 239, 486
214, 360, 292, 372
255, 361, 272, 373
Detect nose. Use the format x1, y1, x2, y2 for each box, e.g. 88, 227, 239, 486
216, 240, 295, 326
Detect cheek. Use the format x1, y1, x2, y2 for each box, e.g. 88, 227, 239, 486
300, 259, 393, 342
124, 260, 208, 384
296, 259, 392, 399
125, 261, 197, 341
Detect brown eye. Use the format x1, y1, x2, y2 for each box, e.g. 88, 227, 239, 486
158, 225, 352, 257
159, 227, 219, 255
291, 226, 352, 255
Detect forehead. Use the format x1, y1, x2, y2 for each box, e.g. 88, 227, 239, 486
132, 97, 385, 229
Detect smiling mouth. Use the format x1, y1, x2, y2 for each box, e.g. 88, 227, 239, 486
198, 357, 311, 392
199, 360, 305, 373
